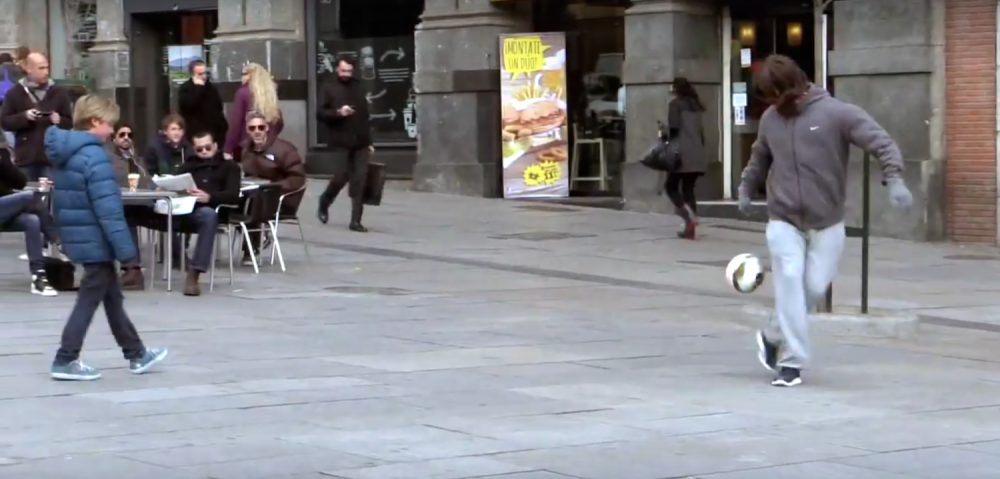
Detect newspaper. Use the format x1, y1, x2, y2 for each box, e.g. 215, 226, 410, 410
151, 174, 197, 192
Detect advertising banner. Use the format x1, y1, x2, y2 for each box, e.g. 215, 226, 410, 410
499, 33, 569, 199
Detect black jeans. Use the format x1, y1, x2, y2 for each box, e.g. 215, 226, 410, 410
665, 172, 700, 215
320, 147, 369, 222
55, 262, 145, 364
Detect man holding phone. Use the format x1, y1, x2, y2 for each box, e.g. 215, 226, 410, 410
177, 60, 227, 145
0, 53, 72, 181
316, 55, 374, 233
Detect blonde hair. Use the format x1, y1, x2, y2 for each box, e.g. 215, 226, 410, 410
244, 63, 281, 124
72, 95, 120, 130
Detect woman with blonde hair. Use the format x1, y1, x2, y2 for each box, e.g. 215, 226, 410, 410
223, 62, 284, 159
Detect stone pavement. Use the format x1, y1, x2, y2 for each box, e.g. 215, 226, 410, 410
0, 183, 999, 478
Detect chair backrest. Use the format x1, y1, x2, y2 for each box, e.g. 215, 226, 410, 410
244, 183, 283, 223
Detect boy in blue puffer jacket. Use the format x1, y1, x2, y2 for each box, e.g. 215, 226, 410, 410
43, 95, 168, 381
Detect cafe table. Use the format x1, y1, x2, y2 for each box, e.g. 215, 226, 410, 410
120, 189, 178, 291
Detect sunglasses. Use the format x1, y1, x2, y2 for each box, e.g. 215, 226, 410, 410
194, 146, 213, 153
247, 125, 267, 132
117, 131, 132, 138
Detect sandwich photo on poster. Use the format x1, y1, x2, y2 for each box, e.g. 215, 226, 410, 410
499, 33, 569, 199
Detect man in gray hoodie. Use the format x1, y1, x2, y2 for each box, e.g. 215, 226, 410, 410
738, 55, 913, 387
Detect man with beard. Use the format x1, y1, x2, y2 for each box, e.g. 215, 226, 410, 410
316, 55, 374, 232
174, 131, 241, 296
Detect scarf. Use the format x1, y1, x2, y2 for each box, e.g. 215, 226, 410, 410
19, 78, 50, 102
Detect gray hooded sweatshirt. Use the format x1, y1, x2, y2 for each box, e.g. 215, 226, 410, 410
741, 85, 904, 231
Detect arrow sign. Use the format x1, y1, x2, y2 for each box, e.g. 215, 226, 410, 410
380, 48, 405, 62
365, 90, 387, 102
370, 109, 396, 121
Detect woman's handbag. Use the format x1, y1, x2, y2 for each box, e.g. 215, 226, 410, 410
639, 121, 681, 172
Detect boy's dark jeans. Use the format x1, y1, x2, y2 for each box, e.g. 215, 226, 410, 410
54, 262, 145, 364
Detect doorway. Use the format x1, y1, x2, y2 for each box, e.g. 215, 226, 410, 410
723, 3, 827, 199
128, 10, 218, 151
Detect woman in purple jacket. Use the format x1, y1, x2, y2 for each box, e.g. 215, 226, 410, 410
223, 62, 283, 160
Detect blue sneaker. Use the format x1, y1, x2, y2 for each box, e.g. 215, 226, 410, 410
129, 348, 168, 375
51, 360, 101, 381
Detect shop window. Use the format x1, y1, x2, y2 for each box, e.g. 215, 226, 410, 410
315, 0, 421, 144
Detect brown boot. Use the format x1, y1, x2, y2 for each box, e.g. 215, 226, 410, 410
183, 271, 201, 296
120, 267, 145, 291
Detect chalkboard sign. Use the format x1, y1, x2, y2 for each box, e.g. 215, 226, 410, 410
315, 35, 417, 143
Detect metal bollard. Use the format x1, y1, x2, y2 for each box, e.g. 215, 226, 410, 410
817, 152, 871, 314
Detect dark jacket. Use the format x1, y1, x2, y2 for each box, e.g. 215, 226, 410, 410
0, 80, 73, 167
177, 79, 228, 143
44, 127, 136, 264
105, 144, 151, 188
223, 85, 284, 155
144, 132, 193, 177
241, 136, 306, 212
0, 145, 26, 196
175, 152, 242, 208
317, 76, 372, 149
667, 96, 706, 174
741, 85, 905, 230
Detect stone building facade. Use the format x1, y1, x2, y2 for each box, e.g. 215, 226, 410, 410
0, 0, 995, 243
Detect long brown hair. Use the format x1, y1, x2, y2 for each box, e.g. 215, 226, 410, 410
754, 55, 810, 117
672, 77, 704, 111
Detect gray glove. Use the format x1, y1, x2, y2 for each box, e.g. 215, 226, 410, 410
886, 178, 913, 210
737, 184, 752, 214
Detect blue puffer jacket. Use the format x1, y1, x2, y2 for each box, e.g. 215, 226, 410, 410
44, 127, 136, 264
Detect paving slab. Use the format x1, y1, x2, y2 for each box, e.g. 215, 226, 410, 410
0, 185, 997, 478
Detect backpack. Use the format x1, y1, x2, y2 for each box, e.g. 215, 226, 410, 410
0, 68, 14, 104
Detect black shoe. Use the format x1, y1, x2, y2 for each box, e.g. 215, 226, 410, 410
756, 331, 779, 371
771, 367, 802, 387
349, 222, 367, 233
317, 207, 329, 224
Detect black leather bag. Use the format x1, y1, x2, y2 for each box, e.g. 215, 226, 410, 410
639, 122, 681, 172
44, 257, 77, 291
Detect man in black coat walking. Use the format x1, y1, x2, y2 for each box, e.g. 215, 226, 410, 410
0, 52, 72, 181
177, 60, 228, 145
316, 55, 374, 233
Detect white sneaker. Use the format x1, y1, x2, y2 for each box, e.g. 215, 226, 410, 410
18, 253, 27, 261
31, 273, 57, 297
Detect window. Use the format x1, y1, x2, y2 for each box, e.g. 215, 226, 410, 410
314, 0, 422, 144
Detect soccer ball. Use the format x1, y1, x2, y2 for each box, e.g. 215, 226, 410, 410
726, 253, 765, 293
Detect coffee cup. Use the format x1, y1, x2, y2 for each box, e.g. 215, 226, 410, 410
38, 177, 50, 192
127, 173, 140, 191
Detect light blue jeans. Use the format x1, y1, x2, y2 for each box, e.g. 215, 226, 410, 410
764, 220, 846, 369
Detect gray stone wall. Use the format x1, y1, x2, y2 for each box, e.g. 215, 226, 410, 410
621, 0, 722, 213
829, 0, 947, 241
411, 0, 522, 197
212, 0, 308, 154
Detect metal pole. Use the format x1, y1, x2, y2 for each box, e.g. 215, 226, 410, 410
861, 152, 870, 314
823, 286, 832, 312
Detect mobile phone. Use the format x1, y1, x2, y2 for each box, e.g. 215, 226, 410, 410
36, 111, 53, 116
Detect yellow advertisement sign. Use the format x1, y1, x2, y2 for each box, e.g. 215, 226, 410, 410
499, 32, 569, 199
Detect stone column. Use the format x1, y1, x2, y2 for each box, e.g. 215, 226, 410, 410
0, 0, 47, 54
411, 0, 520, 197
830, 0, 945, 241
212, 0, 308, 153
621, 0, 722, 213
88, 0, 131, 97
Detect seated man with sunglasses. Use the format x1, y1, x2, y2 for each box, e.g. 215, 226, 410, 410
110, 123, 152, 290
173, 130, 241, 296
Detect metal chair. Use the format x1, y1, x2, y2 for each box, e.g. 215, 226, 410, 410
228, 183, 285, 274
269, 184, 308, 266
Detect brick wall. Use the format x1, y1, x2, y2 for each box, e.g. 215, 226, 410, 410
945, 0, 998, 243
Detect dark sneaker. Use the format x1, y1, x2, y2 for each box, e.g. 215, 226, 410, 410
31, 272, 57, 297
771, 367, 802, 387
120, 267, 145, 291
51, 360, 101, 381
129, 348, 168, 375
756, 331, 778, 371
